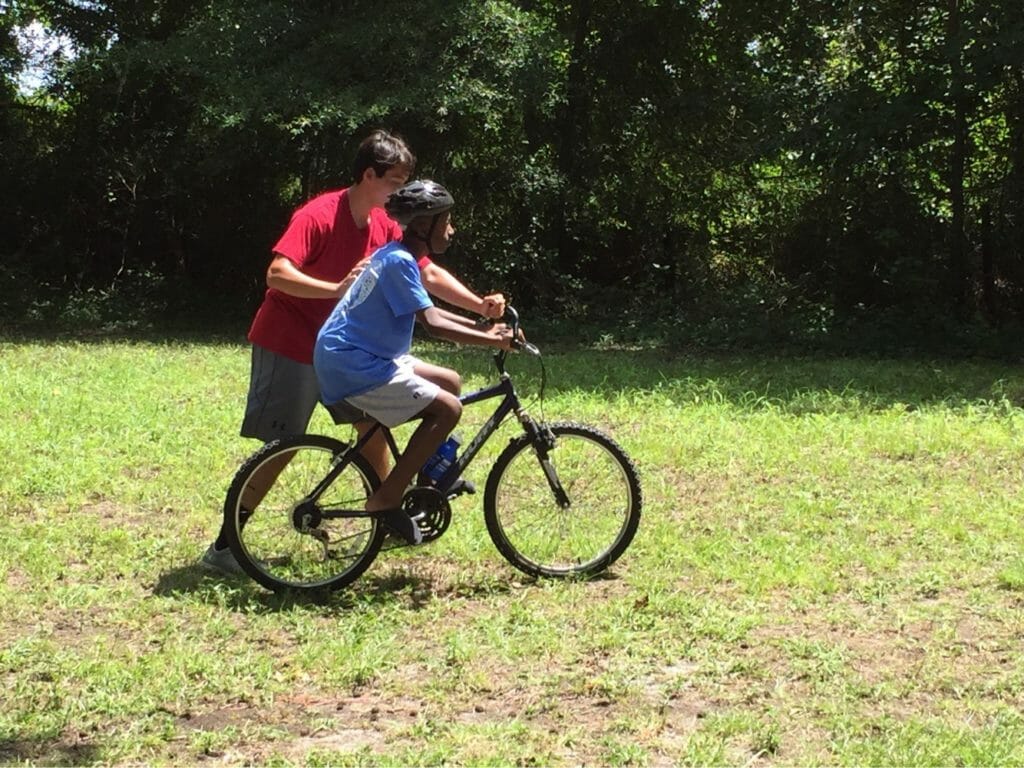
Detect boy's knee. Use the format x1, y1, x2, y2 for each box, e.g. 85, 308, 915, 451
433, 390, 462, 426
441, 369, 461, 396
414, 361, 461, 395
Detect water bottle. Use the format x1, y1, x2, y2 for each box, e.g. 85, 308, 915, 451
421, 433, 461, 485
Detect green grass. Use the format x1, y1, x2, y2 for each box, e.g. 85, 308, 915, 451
3, 335, 1024, 765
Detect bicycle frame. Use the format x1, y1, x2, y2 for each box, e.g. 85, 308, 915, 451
304, 365, 529, 513
225, 304, 639, 591
437, 376, 520, 490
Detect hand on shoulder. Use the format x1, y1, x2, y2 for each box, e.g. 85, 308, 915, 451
336, 256, 372, 298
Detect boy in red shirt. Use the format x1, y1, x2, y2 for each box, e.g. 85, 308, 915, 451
203, 131, 505, 573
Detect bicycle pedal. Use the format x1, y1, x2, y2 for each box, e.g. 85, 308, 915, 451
446, 478, 476, 498
380, 508, 423, 545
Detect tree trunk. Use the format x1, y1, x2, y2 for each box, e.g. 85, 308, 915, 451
555, 0, 592, 278
980, 202, 997, 324
947, 0, 969, 312
1008, 69, 1024, 316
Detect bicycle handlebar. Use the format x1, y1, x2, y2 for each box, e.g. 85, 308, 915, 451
518, 340, 541, 356
476, 306, 540, 356
501, 306, 539, 356
491, 305, 546, 409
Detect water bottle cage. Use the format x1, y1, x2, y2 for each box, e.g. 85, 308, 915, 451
422, 436, 461, 484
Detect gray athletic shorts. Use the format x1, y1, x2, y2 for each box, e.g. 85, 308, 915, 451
240, 345, 322, 441
326, 354, 440, 429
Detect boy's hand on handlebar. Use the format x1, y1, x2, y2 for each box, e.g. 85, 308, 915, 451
480, 293, 506, 319
493, 325, 520, 351
488, 323, 526, 351
486, 322, 523, 338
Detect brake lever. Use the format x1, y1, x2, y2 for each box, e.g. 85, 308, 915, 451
508, 337, 540, 355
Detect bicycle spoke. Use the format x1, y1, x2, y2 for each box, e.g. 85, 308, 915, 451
484, 423, 641, 578
224, 436, 385, 591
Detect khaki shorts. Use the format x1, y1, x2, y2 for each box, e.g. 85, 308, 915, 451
327, 354, 440, 428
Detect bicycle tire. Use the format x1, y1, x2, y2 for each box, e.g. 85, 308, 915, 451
223, 434, 385, 592
483, 421, 642, 578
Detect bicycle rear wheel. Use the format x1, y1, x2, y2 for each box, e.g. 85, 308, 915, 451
483, 422, 642, 578
223, 434, 385, 592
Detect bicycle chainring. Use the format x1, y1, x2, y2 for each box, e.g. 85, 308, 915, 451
402, 487, 451, 543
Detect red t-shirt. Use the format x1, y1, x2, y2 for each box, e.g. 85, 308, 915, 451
248, 188, 413, 364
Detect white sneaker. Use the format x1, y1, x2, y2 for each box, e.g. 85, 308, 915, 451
200, 543, 246, 575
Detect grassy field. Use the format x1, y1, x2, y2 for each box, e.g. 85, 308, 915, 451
3, 332, 1024, 766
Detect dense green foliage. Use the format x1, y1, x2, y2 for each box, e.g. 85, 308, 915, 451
4, 1, 1024, 346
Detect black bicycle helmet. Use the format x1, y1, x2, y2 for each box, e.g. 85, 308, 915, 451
385, 180, 454, 226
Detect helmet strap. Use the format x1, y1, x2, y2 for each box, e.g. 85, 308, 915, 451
406, 214, 444, 256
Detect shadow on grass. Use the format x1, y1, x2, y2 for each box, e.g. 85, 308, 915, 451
1, 323, 250, 347
151, 560, 526, 614
0, 738, 101, 766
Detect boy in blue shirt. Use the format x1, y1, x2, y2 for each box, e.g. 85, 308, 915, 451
314, 180, 516, 543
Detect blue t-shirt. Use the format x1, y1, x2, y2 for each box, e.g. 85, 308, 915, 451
314, 241, 433, 404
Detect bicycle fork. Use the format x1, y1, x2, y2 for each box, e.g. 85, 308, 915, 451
519, 414, 572, 509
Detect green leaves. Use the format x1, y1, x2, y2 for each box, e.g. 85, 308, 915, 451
5, 0, 1024, 340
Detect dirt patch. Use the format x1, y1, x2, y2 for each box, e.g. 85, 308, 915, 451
176, 702, 260, 732
740, 590, 1024, 716
79, 499, 156, 530
4, 566, 31, 592
0, 732, 102, 766
284, 728, 384, 757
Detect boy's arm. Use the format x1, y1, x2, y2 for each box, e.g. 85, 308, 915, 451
430, 306, 481, 328
419, 261, 506, 319
267, 210, 349, 299
266, 254, 347, 299
417, 307, 515, 350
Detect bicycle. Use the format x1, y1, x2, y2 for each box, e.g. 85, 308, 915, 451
222, 307, 642, 593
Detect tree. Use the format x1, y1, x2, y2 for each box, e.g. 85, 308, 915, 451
6, 0, 1024, 343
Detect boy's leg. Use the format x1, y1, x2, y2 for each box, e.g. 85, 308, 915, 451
364, 390, 463, 513
206, 345, 319, 571
360, 357, 460, 483
410, 359, 461, 396
355, 419, 390, 480
408, 359, 470, 489
343, 361, 461, 543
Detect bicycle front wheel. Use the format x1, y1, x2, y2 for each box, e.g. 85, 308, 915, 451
484, 422, 642, 578
223, 434, 385, 592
